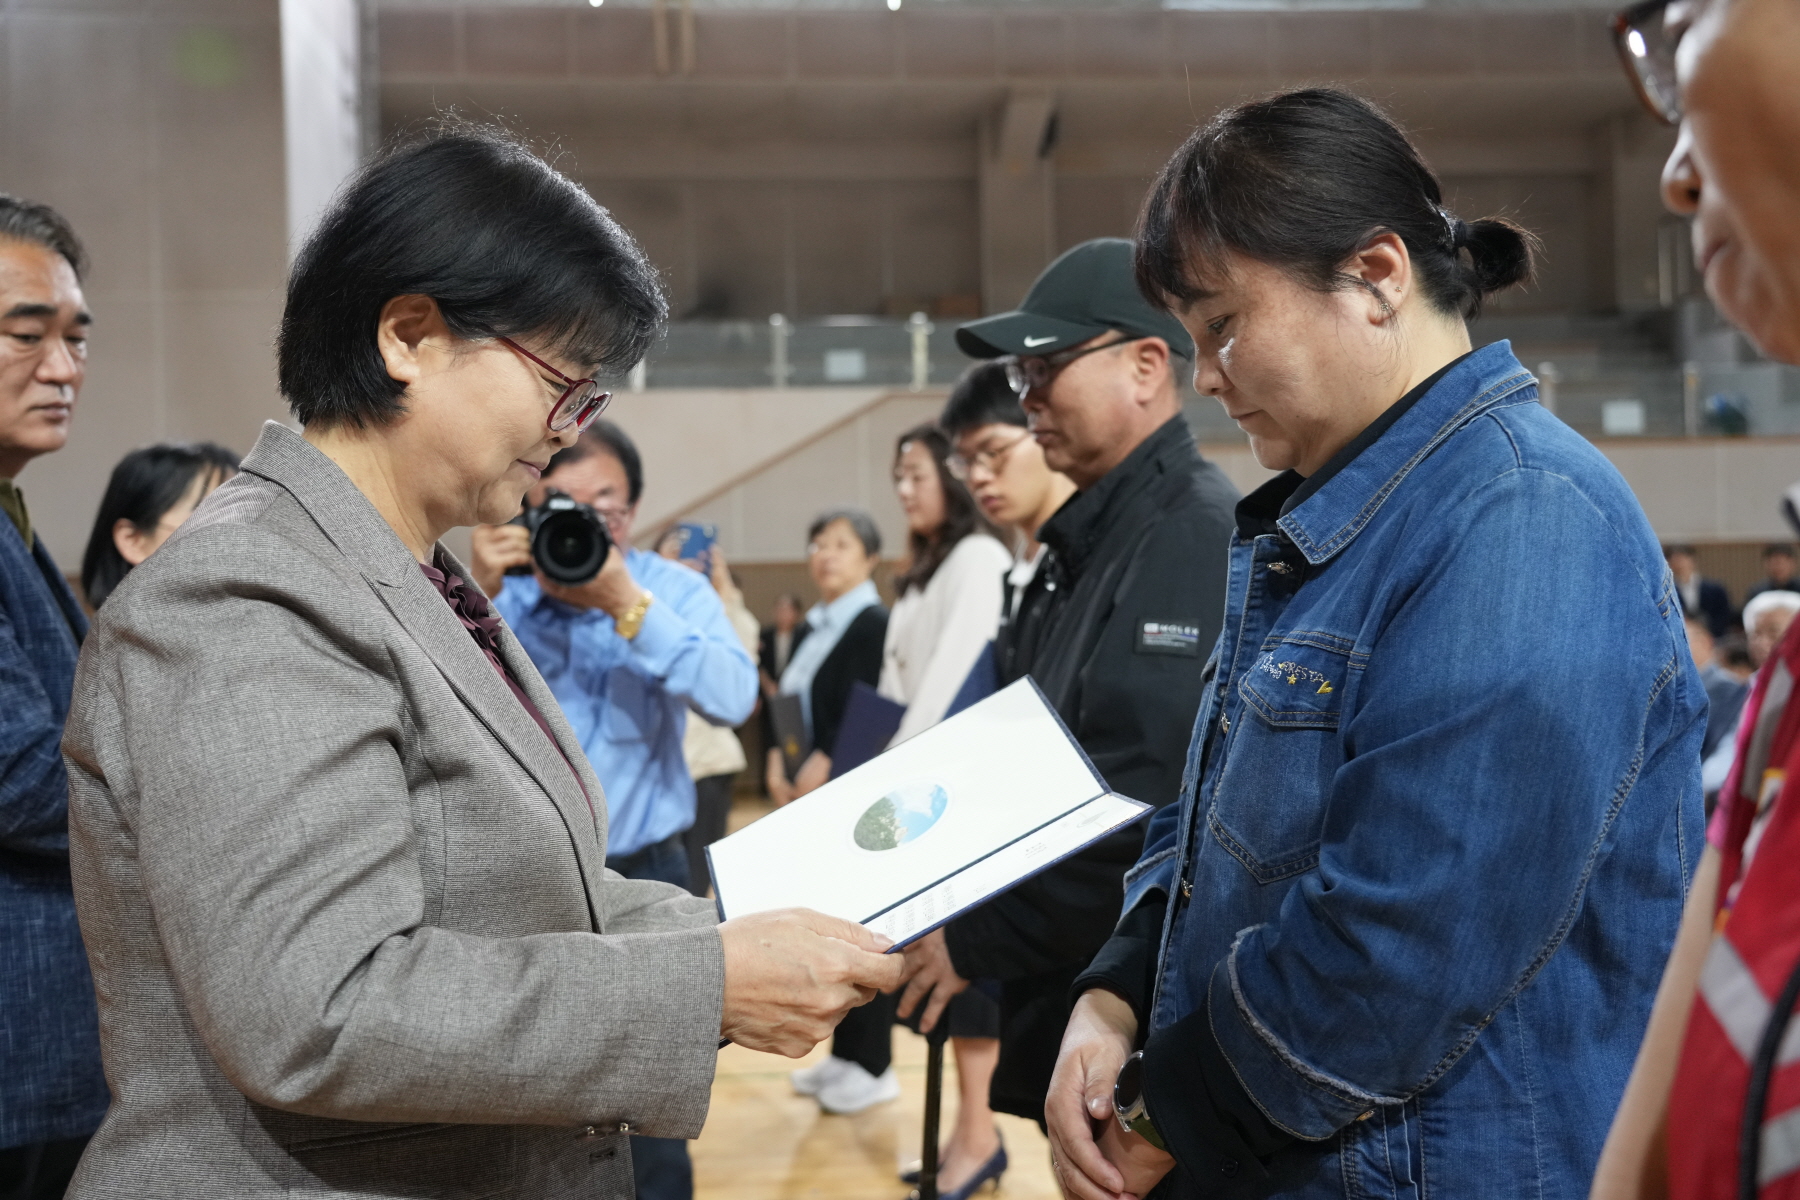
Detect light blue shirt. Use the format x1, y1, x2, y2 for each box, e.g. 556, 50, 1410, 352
495, 547, 757, 858
778, 578, 881, 740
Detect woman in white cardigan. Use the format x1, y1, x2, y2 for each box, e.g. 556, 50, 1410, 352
880, 427, 1014, 746
884, 424, 1013, 1197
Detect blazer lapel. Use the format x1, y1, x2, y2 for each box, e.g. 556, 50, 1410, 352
235, 423, 609, 924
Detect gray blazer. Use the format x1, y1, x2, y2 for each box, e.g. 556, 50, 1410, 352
63, 422, 725, 1200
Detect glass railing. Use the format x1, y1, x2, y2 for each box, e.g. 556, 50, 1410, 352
624, 314, 1800, 439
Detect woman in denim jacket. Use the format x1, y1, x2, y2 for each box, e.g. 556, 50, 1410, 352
1045, 88, 1706, 1200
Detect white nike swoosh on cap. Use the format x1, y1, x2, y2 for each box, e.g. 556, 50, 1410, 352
1022, 335, 1057, 347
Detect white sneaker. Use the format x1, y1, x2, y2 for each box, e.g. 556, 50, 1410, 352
790, 1055, 855, 1097
817, 1064, 901, 1114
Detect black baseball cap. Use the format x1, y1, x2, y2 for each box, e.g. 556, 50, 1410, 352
956, 238, 1195, 362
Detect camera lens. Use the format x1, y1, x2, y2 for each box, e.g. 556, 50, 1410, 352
532, 506, 610, 584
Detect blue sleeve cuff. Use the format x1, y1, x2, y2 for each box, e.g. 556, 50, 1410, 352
1208, 932, 1401, 1141
625, 594, 685, 665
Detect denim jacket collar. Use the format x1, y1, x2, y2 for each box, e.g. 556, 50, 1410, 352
1277, 340, 1536, 566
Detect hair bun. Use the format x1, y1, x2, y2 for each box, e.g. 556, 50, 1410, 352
1460, 217, 1536, 297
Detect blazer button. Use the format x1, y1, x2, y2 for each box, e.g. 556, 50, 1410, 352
615, 1121, 633, 1135
579, 1126, 600, 1140
1220, 1159, 1240, 1178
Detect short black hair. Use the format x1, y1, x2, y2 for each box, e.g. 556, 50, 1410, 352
0, 194, 87, 281
808, 507, 881, 558
939, 362, 1025, 439
1137, 88, 1535, 322
1765, 544, 1797, 559
1663, 543, 1698, 558
278, 122, 666, 429
546, 418, 643, 506
81, 442, 240, 608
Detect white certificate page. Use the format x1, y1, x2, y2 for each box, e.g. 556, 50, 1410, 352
709, 680, 1144, 937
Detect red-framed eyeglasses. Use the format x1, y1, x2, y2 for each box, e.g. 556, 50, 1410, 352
497, 336, 613, 433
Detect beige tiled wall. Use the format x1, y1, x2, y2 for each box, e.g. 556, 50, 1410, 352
2, 0, 288, 568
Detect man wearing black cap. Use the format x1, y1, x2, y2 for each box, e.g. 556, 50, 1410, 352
897, 238, 1238, 1127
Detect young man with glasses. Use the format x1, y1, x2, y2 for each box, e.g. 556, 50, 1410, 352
469, 420, 757, 1200
895, 238, 1238, 1127
938, 361, 1076, 679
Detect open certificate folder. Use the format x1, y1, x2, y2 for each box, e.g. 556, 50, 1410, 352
707, 679, 1150, 950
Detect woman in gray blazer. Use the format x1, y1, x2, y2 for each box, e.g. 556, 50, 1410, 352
59, 125, 901, 1200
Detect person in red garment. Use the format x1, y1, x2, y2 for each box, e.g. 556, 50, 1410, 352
1590, 0, 1800, 1196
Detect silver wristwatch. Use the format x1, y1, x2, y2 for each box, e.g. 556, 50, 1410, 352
1114, 1051, 1167, 1151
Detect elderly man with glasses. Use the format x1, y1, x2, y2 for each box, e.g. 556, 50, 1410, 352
0, 195, 109, 1200
893, 238, 1239, 1132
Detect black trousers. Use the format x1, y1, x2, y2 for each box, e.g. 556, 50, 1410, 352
0, 1136, 90, 1200
682, 774, 736, 897
832, 986, 1002, 1077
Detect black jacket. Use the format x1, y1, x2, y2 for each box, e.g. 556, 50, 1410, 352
809, 606, 887, 760
943, 414, 1238, 1123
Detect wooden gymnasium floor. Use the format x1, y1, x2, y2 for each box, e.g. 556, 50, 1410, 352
691, 798, 1059, 1200
693, 1034, 1057, 1200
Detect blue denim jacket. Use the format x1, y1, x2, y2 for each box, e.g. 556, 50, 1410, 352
1127, 342, 1705, 1198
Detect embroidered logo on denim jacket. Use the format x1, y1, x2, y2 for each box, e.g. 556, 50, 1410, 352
1258, 655, 1335, 695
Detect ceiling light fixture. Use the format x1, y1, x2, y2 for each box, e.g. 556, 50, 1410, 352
888, 0, 902, 10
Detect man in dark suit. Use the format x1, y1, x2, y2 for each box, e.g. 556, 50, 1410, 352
1665, 543, 1734, 638
0, 197, 108, 1198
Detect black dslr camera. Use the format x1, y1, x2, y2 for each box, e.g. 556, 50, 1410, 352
507, 488, 613, 585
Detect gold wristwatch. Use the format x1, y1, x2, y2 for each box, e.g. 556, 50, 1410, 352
615, 590, 654, 640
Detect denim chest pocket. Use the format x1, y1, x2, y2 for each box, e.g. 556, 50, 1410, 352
1208, 635, 1356, 883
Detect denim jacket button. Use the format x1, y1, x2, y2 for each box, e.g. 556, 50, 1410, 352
1220, 1159, 1240, 1177
1220, 714, 1231, 733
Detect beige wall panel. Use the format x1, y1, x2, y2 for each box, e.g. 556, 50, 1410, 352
688, 182, 791, 318
5, 14, 158, 293
1055, 176, 1149, 256
464, 9, 569, 77
794, 13, 896, 80
998, 12, 1067, 79
620, 388, 888, 532
791, 184, 887, 317
160, 289, 287, 456
692, 12, 792, 80
885, 181, 980, 309
572, 8, 655, 80
655, 394, 938, 563
1169, 14, 1274, 78
1441, 174, 1598, 315
586, 180, 695, 313
899, 10, 996, 79
3, 2, 286, 565
379, 9, 456, 75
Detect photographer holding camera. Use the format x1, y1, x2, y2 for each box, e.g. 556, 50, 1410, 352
470, 419, 757, 1200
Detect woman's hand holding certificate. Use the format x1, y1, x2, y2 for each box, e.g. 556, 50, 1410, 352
719, 909, 905, 1057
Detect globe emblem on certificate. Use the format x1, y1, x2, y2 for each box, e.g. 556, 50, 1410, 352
853, 781, 949, 851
